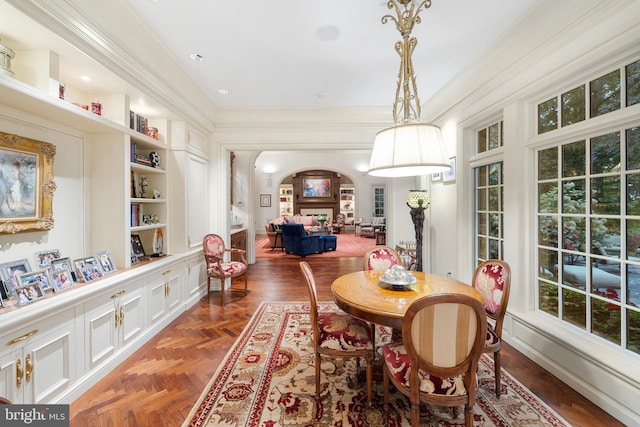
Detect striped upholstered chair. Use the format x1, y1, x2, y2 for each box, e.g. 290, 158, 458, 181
382, 293, 487, 427
472, 259, 511, 397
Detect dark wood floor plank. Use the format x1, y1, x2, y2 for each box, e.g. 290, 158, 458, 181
69, 256, 624, 427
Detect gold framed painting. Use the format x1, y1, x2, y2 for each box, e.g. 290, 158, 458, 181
0, 131, 56, 234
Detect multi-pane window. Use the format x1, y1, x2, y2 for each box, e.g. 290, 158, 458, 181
538, 58, 640, 135
373, 186, 385, 217
536, 58, 640, 355
474, 121, 504, 266
475, 162, 504, 265
536, 127, 640, 354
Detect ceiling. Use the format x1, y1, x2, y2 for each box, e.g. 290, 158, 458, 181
1, 0, 539, 113
123, 0, 539, 109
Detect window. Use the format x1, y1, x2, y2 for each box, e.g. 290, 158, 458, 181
372, 186, 385, 217
536, 127, 640, 354
474, 121, 505, 265
537, 59, 640, 135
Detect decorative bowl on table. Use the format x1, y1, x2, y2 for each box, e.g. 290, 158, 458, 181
379, 265, 417, 289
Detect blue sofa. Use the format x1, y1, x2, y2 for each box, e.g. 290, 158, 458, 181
281, 224, 324, 257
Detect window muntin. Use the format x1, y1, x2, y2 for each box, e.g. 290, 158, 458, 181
626, 59, 640, 107
477, 121, 503, 154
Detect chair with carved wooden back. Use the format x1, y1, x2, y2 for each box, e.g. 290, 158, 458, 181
299, 261, 375, 406
363, 245, 402, 271
332, 213, 345, 234
382, 293, 487, 427
203, 233, 248, 305
472, 259, 511, 397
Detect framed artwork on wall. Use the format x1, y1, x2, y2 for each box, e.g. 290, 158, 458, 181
260, 194, 271, 207
302, 178, 331, 198
0, 131, 56, 234
442, 156, 456, 183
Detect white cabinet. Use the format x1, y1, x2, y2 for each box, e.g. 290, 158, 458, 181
84, 284, 145, 370
0, 310, 76, 404
149, 264, 182, 325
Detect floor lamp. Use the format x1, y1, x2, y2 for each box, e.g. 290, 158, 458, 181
407, 190, 430, 272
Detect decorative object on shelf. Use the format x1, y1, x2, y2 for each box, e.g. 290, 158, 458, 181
406, 189, 430, 272
0, 132, 56, 234
131, 234, 146, 259
16, 269, 53, 293
0, 259, 32, 297
0, 38, 15, 78
35, 249, 61, 268
14, 279, 45, 306
94, 250, 117, 275
72, 102, 89, 110
148, 151, 160, 167
138, 175, 148, 198
73, 256, 103, 282
146, 127, 159, 140
153, 189, 161, 199
91, 101, 102, 115
151, 228, 164, 257
50, 257, 76, 285
368, 0, 450, 178
260, 194, 271, 207
58, 83, 65, 100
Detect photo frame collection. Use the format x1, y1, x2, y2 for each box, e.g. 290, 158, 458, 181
0, 248, 118, 308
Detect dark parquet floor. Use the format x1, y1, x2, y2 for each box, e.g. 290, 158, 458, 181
69, 255, 624, 427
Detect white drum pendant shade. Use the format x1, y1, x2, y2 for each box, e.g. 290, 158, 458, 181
368, 122, 450, 177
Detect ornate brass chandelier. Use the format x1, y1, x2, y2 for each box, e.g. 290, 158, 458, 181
368, 0, 450, 177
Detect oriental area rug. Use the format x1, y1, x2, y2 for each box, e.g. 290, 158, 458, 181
183, 302, 571, 427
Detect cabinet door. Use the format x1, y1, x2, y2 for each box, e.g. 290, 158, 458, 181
120, 287, 145, 348
85, 300, 119, 370
28, 327, 75, 403
149, 266, 182, 324
0, 348, 23, 403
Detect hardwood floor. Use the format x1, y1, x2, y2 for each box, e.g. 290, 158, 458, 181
70, 256, 623, 427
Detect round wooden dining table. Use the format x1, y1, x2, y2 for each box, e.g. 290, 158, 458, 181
331, 270, 484, 330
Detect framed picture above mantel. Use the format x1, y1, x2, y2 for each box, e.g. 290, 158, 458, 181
302, 177, 331, 198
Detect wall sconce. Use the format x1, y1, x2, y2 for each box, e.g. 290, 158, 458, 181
406, 190, 430, 271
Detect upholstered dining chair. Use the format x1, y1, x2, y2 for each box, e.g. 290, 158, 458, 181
472, 259, 511, 397
299, 261, 375, 406
203, 233, 248, 305
382, 293, 487, 427
363, 245, 402, 271
0, 396, 10, 404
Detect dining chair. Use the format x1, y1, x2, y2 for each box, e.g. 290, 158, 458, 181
382, 293, 487, 427
0, 396, 10, 404
472, 259, 511, 397
363, 245, 402, 271
299, 261, 375, 406
203, 233, 248, 305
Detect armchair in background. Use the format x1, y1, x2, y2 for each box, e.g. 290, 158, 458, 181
360, 217, 385, 238
281, 224, 324, 257
332, 213, 345, 234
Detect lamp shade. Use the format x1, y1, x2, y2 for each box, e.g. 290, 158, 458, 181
368, 122, 450, 177
407, 190, 429, 209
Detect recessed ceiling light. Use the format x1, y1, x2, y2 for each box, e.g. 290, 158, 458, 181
80, 75, 90, 81
217, 89, 229, 95
189, 53, 204, 62
316, 92, 327, 98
